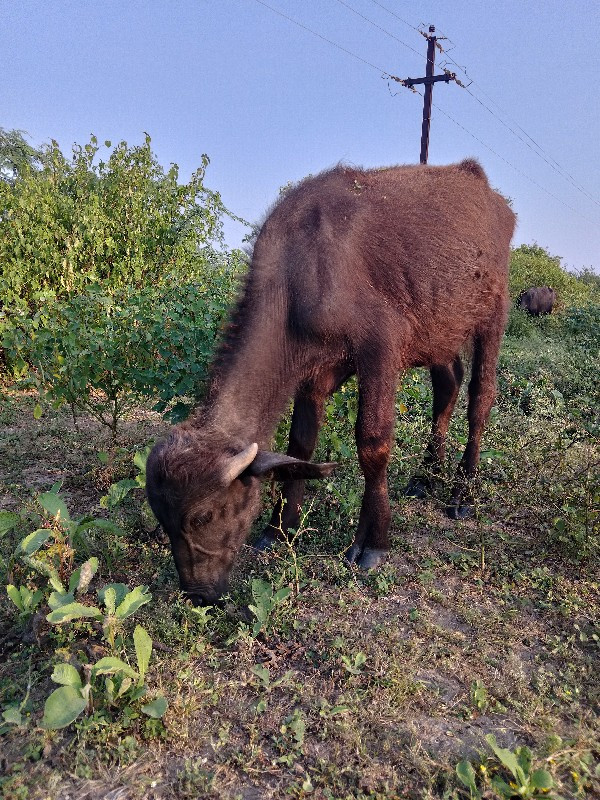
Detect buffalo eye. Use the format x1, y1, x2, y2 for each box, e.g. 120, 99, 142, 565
192, 510, 213, 527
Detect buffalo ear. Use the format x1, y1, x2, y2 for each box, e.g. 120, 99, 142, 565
246, 451, 337, 481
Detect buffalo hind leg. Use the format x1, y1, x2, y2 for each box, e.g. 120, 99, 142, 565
255, 364, 352, 551
448, 328, 501, 519
405, 356, 464, 498
346, 359, 397, 570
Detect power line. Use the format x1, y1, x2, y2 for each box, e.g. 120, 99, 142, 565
366, 0, 422, 34
251, 0, 393, 77
333, 0, 427, 64
459, 84, 600, 208
432, 41, 600, 207
368, 4, 600, 208
430, 98, 595, 223
249, 0, 597, 220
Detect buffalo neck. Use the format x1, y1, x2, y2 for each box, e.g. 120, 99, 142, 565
201, 290, 304, 447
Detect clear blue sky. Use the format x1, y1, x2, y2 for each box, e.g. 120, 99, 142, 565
2, 0, 599, 271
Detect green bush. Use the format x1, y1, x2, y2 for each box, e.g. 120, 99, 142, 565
3, 258, 242, 437
509, 244, 598, 308
0, 133, 230, 315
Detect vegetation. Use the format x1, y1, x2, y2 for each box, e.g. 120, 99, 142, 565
0, 130, 599, 798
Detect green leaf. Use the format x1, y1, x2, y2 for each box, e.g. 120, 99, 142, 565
91, 656, 137, 679
2, 705, 23, 726
455, 759, 478, 793
133, 448, 149, 474
38, 491, 71, 524
530, 768, 554, 789
98, 583, 128, 608
485, 735, 520, 780
51, 663, 82, 688
115, 585, 151, 619
250, 664, 271, 687
516, 745, 532, 777
141, 696, 167, 718
133, 625, 152, 682
273, 586, 292, 604
100, 479, 139, 509
20, 528, 51, 555
490, 775, 515, 797
0, 511, 19, 537
41, 685, 86, 729
33, 403, 43, 419
6, 584, 24, 611
102, 586, 117, 615
48, 574, 66, 593
46, 601, 103, 624
48, 590, 74, 610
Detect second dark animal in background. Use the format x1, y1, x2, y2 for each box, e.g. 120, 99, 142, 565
146, 158, 516, 605
518, 285, 556, 316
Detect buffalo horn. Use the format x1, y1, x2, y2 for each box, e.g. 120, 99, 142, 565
221, 443, 259, 486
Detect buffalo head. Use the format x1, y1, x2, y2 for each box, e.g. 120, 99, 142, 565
146, 429, 335, 604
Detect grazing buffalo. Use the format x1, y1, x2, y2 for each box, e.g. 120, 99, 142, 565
518, 286, 556, 316
146, 159, 516, 605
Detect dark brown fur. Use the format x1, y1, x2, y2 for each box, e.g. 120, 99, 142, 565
146, 159, 516, 603
518, 285, 556, 315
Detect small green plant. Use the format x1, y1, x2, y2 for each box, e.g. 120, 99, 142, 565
41, 624, 167, 729
247, 578, 292, 637
455, 735, 555, 798
4, 486, 166, 732
470, 680, 489, 713
272, 709, 306, 766
341, 651, 367, 676
6, 584, 43, 619
100, 447, 149, 509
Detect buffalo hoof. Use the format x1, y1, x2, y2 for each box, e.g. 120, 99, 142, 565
345, 544, 389, 570
345, 543, 363, 564
447, 504, 474, 521
403, 477, 432, 499
252, 533, 277, 552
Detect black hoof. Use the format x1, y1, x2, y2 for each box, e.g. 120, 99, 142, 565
345, 544, 389, 570
357, 548, 388, 570
404, 477, 432, 499
447, 504, 474, 520
252, 533, 277, 552
345, 543, 362, 564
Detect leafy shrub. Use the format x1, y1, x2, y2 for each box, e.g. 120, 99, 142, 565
0, 133, 231, 315
509, 244, 598, 308
561, 304, 600, 342
4, 486, 167, 731
3, 259, 242, 436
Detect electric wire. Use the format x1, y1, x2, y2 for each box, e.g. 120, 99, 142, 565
333, 0, 427, 64
429, 33, 600, 206
251, 0, 597, 221
251, 0, 393, 77
431, 97, 595, 223
366, 0, 422, 34
369, 9, 600, 207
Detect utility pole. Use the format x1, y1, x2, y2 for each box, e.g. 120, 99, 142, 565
393, 25, 461, 164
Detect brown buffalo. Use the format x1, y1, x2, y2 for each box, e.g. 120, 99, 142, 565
518, 286, 556, 315
146, 159, 516, 604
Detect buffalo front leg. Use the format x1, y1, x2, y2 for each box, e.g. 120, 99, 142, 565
255, 364, 352, 551
449, 328, 502, 519
405, 356, 464, 498
346, 363, 397, 570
